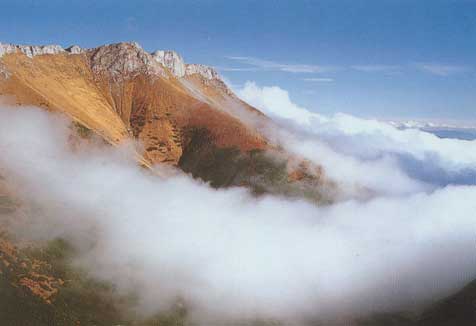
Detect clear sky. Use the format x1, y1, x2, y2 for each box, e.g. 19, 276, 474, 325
1, 0, 475, 121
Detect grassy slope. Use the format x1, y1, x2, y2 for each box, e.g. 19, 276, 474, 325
179, 127, 335, 204
0, 236, 189, 326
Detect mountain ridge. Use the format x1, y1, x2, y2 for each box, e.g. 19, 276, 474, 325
0, 41, 268, 167
0, 40, 336, 201
0, 41, 225, 82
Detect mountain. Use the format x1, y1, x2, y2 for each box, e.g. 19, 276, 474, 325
0, 41, 266, 166
0, 41, 475, 326
0, 41, 336, 199
0, 41, 338, 325
417, 279, 476, 326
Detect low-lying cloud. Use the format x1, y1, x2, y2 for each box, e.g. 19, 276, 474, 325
0, 103, 476, 324
238, 81, 476, 189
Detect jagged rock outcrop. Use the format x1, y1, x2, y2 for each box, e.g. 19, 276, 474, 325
151, 49, 222, 81
0, 43, 65, 58
152, 50, 186, 77
186, 63, 219, 80
0, 41, 225, 83
65, 45, 83, 54
151, 49, 222, 82
0, 43, 16, 58
87, 42, 167, 79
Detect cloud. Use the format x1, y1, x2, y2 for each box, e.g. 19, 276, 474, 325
416, 63, 472, 76
1, 105, 476, 325
226, 56, 339, 73
238, 82, 476, 188
351, 65, 401, 74
223, 56, 475, 83
303, 77, 334, 82
237, 81, 315, 125
224, 57, 473, 78
237, 83, 426, 196
216, 66, 259, 72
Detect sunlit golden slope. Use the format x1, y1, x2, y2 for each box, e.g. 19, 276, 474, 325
0, 42, 267, 166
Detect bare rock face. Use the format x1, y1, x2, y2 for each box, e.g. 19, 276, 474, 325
65, 45, 83, 54
0, 62, 10, 79
20, 45, 65, 57
152, 50, 186, 77
185, 63, 220, 80
151, 50, 221, 81
1, 41, 224, 83
0, 43, 64, 58
0, 43, 67, 78
0, 43, 17, 58
87, 42, 167, 79
151, 48, 221, 81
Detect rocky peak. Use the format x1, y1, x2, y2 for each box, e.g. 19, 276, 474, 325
0, 43, 16, 58
66, 45, 83, 54
185, 63, 220, 80
87, 42, 167, 79
151, 48, 221, 81
0, 43, 64, 58
0, 41, 224, 84
152, 50, 186, 78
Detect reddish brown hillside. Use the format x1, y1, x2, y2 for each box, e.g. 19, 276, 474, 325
0, 41, 336, 202
0, 42, 267, 166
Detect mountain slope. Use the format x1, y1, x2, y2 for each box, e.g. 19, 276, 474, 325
0, 41, 336, 201
0, 41, 338, 325
0, 41, 475, 326
417, 279, 476, 326
0, 42, 267, 166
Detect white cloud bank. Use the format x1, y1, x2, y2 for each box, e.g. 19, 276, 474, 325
238, 81, 476, 190
1, 104, 476, 324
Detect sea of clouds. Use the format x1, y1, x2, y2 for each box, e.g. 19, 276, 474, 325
0, 82, 476, 324
239, 82, 476, 190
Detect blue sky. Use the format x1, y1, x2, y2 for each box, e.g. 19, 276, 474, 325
1, 0, 475, 121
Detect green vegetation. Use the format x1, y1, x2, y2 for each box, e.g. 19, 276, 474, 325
72, 121, 93, 139
0, 194, 15, 214
0, 237, 189, 326
0, 238, 122, 326
179, 128, 333, 204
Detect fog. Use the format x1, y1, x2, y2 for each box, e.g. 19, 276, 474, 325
239, 82, 476, 192
0, 103, 476, 324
